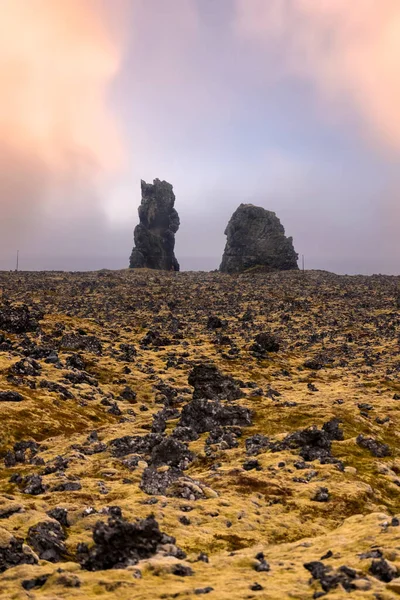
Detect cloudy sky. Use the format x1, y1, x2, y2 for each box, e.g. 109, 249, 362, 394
1, 0, 400, 273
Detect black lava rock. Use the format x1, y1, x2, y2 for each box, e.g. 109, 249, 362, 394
78, 515, 176, 571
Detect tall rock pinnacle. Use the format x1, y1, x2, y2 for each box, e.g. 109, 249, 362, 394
129, 179, 180, 271
220, 204, 298, 273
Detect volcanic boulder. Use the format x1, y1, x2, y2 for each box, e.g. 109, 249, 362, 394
130, 179, 180, 271
220, 204, 298, 273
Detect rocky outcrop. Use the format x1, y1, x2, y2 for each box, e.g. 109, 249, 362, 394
129, 179, 180, 271
220, 204, 298, 273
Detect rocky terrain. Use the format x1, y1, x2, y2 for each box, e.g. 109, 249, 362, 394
129, 179, 180, 271
220, 204, 298, 273
0, 268, 400, 599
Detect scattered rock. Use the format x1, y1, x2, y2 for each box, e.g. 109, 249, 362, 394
78, 515, 177, 570
150, 437, 194, 470
22, 575, 49, 590
178, 397, 252, 434
60, 333, 102, 355
369, 558, 398, 582
0, 302, 43, 333
0, 390, 24, 402
356, 434, 390, 457
250, 332, 280, 356
0, 530, 37, 573
27, 521, 66, 562
188, 364, 243, 400
109, 433, 163, 458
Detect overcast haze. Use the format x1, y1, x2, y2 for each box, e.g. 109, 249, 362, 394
1, 0, 400, 274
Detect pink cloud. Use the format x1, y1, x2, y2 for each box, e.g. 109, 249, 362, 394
234, 0, 400, 152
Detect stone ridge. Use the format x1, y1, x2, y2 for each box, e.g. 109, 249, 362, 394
220, 203, 299, 273
130, 178, 180, 271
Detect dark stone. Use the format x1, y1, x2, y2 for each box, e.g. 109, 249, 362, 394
220, 204, 298, 273
107, 402, 122, 416
0, 536, 37, 573
64, 370, 98, 387
250, 332, 280, 355
245, 434, 270, 456
52, 481, 82, 492
39, 379, 74, 400
172, 563, 193, 576
141, 329, 171, 347
139, 467, 182, 496
207, 316, 223, 330
172, 426, 200, 442
47, 508, 69, 527
66, 353, 86, 370
305, 560, 361, 593
140, 467, 205, 499
369, 558, 397, 582
109, 433, 163, 458
205, 426, 242, 449
304, 358, 325, 370
313, 487, 330, 502
188, 364, 243, 400
27, 521, 66, 562
60, 334, 102, 355
78, 515, 176, 571
150, 437, 194, 470
119, 343, 137, 362
22, 575, 49, 590
0, 302, 43, 333
179, 397, 252, 434
243, 459, 261, 471
6, 440, 40, 466
130, 179, 180, 271
10, 358, 41, 377
250, 583, 264, 591
356, 434, 390, 457
322, 418, 343, 441
0, 390, 24, 402
271, 420, 343, 465
42, 455, 69, 475
21, 474, 46, 495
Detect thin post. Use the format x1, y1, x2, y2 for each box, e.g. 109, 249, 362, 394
302, 254, 305, 273
16, 250, 19, 272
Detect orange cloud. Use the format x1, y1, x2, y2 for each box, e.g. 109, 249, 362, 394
0, 0, 124, 174
234, 0, 400, 152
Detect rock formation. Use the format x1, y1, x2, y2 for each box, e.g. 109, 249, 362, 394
220, 204, 298, 273
129, 179, 180, 271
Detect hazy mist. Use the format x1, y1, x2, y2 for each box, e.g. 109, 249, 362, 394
1, 0, 400, 275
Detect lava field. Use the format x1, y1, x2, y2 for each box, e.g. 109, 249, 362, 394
0, 269, 400, 599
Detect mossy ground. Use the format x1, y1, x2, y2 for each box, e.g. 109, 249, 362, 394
0, 269, 400, 598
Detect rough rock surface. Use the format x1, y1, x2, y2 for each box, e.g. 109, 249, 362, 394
78, 515, 176, 571
220, 204, 298, 273
130, 179, 180, 271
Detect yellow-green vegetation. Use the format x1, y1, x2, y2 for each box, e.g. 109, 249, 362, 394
0, 269, 400, 599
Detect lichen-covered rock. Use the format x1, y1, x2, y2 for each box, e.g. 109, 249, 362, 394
188, 364, 243, 400
220, 204, 298, 273
78, 515, 175, 570
130, 179, 180, 271
0, 528, 37, 572
0, 302, 43, 333
27, 521, 67, 562
178, 397, 252, 434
